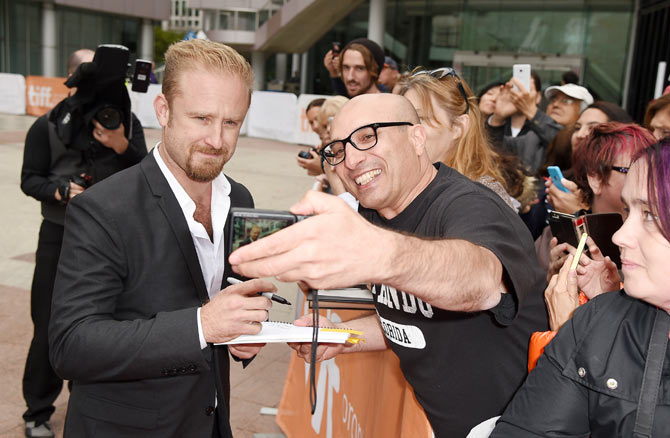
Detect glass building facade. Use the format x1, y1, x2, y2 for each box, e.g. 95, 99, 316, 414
307, 0, 634, 103
0, 0, 141, 77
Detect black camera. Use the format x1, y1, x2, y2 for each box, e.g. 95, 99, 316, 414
228, 208, 308, 254
298, 150, 312, 159
71, 174, 92, 189
49, 44, 150, 153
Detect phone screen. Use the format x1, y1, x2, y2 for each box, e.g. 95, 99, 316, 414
231, 216, 295, 251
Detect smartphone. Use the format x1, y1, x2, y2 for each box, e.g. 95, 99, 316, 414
548, 210, 579, 247
513, 64, 531, 92
228, 208, 308, 253
332, 42, 341, 54
131, 59, 152, 93
547, 166, 571, 193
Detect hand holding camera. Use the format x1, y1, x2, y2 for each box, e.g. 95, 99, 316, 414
92, 119, 129, 154
323, 42, 341, 78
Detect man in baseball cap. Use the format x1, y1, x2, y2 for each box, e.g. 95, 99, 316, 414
544, 83, 594, 127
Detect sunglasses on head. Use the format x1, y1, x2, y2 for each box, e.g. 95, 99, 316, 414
410, 67, 470, 115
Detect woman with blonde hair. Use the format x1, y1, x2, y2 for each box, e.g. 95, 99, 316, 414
396, 68, 534, 212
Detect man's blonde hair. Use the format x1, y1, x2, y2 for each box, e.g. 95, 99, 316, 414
162, 39, 253, 105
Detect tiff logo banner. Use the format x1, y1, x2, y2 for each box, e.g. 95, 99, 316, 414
25, 76, 69, 116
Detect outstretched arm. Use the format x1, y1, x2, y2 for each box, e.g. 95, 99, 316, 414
230, 191, 505, 312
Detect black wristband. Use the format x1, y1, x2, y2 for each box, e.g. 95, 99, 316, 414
57, 183, 70, 205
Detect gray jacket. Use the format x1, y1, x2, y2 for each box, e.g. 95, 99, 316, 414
487, 109, 562, 174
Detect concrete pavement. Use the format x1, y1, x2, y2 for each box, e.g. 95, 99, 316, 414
0, 113, 317, 438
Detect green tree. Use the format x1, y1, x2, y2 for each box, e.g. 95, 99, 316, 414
154, 26, 185, 64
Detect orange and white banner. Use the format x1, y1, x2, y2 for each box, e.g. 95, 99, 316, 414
276, 308, 432, 438
25, 76, 69, 116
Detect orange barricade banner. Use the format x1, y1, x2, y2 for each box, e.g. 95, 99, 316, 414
25, 76, 69, 116
276, 308, 432, 438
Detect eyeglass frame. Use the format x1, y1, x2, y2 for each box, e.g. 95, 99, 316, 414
320, 121, 414, 166
410, 67, 471, 115
611, 165, 629, 174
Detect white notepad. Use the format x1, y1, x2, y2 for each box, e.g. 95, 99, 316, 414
218, 321, 354, 345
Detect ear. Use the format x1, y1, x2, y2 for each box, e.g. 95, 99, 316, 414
154, 93, 170, 128
587, 173, 602, 195
452, 113, 470, 142
409, 123, 427, 156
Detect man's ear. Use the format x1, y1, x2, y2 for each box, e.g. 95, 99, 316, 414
154, 93, 170, 128
452, 113, 470, 142
410, 123, 427, 156
587, 173, 602, 195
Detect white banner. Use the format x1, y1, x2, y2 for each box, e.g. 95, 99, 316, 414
247, 91, 297, 143
0, 73, 26, 115
128, 83, 162, 129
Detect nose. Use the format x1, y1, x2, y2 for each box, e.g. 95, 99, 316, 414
343, 141, 365, 169
206, 124, 224, 149
612, 213, 634, 252
653, 128, 664, 141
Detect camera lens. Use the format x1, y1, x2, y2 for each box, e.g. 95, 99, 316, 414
95, 106, 122, 130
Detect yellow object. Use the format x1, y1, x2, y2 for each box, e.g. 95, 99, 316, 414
571, 232, 588, 271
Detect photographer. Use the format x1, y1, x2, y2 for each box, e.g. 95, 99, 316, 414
19, 47, 146, 438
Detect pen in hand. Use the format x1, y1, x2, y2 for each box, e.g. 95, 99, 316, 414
226, 277, 292, 305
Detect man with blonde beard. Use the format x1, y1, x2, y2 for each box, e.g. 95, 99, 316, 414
49, 39, 273, 437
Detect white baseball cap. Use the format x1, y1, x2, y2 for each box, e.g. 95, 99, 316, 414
544, 84, 594, 106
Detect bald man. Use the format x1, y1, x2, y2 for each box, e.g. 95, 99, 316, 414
230, 94, 548, 436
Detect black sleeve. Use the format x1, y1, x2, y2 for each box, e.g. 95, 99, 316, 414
439, 190, 546, 320
491, 303, 591, 437
20, 115, 59, 203
118, 113, 148, 165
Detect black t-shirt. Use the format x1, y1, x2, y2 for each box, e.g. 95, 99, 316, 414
359, 163, 548, 437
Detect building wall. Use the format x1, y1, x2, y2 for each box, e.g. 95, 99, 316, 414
307, 0, 634, 103
0, 0, 160, 77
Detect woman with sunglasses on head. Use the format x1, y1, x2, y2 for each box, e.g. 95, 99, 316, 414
492, 139, 670, 437
396, 67, 535, 213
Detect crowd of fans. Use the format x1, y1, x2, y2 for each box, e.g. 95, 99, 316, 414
294, 35, 670, 436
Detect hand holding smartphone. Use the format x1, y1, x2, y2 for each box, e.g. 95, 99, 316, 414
512, 64, 531, 93
547, 166, 571, 193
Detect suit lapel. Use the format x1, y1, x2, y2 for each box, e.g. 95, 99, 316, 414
140, 154, 210, 304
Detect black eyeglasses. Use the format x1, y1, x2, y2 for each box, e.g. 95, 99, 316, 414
611, 166, 629, 174
411, 67, 471, 115
321, 122, 413, 166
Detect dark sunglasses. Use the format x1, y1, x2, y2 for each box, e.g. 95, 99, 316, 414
411, 67, 470, 115
611, 166, 629, 174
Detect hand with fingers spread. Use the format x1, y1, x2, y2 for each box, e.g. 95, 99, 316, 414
545, 254, 580, 331
288, 314, 353, 363
508, 77, 538, 121
200, 278, 274, 344
229, 190, 383, 290
574, 237, 621, 299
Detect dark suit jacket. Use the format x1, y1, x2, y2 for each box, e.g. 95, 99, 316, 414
49, 153, 253, 437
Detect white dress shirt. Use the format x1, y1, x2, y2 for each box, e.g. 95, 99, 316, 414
153, 145, 231, 348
